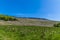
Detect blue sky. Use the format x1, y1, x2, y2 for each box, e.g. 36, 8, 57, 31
0, 0, 60, 21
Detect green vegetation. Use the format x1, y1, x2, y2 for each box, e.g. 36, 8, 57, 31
0, 25, 60, 40
54, 23, 60, 27
0, 14, 17, 21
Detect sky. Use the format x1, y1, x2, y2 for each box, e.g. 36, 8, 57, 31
0, 0, 60, 21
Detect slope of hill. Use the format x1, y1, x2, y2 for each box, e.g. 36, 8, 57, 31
17, 18, 58, 27
0, 14, 59, 27
0, 16, 58, 27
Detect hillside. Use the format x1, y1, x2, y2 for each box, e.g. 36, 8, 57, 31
0, 15, 59, 27
0, 15, 60, 40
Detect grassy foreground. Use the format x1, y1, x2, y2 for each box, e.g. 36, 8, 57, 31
0, 25, 60, 40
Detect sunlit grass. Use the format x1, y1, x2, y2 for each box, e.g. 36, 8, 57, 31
0, 25, 60, 40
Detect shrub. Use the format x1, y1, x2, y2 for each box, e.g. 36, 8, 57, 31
54, 23, 60, 27
0, 14, 17, 21
54, 24, 57, 27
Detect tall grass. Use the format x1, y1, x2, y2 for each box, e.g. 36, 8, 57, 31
0, 25, 60, 40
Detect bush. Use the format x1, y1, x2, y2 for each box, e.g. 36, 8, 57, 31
54, 24, 57, 27
0, 14, 17, 21
54, 23, 60, 27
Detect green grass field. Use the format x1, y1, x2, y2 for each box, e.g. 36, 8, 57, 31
0, 25, 60, 40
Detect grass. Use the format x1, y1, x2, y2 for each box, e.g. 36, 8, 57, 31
0, 25, 60, 40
